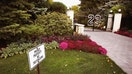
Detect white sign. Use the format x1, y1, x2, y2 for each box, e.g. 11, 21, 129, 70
27, 44, 45, 70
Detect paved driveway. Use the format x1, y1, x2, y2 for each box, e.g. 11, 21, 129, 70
84, 28, 132, 74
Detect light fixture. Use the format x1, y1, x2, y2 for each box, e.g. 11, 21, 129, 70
118, 9, 121, 12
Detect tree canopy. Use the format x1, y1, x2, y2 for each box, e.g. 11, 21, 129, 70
75, 0, 132, 28
49, 2, 67, 13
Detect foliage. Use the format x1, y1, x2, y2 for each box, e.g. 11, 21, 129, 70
28, 0, 47, 3
35, 0, 67, 13
0, 40, 59, 58
27, 7, 48, 22
49, 2, 67, 13
70, 5, 79, 23
111, 5, 126, 15
41, 34, 89, 43
34, 0, 52, 10
0, 23, 46, 42
45, 41, 59, 50
19, 24, 46, 40
65, 34, 89, 41
0, 23, 21, 40
77, 0, 104, 25
0, 0, 34, 26
0, 42, 38, 58
0, 0, 36, 43
71, 5, 79, 12
36, 12, 73, 36
120, 0, 132, 29
121, 0, 132, 16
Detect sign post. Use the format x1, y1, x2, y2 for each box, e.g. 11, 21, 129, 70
27, 44, 45, 74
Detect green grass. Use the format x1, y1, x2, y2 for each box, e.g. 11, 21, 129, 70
0, 49, 126, 74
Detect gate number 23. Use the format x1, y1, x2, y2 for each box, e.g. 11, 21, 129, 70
87, 14, 101, 26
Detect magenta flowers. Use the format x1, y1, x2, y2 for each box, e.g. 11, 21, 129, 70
59, 39, 107, 55
59, 42, 68, 50
98, 47, 107, 55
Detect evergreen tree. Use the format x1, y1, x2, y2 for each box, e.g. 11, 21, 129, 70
0, 0, 34, 26
49, 2, 67, 13
77, 0, 105, 25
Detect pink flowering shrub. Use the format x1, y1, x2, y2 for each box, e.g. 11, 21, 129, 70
98, 47, 107, 55
59, 42, 68, 50
41, 34, 107, 55
59, 38, 107, 55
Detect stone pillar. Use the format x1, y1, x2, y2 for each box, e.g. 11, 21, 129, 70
66, 10, 74, 28
75, 23, 84, 35
106, 11, 113, 31
112, 12, 122, 32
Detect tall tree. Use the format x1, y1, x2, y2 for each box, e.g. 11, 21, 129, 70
49, 2, 67, 13
77, 0, 105, 25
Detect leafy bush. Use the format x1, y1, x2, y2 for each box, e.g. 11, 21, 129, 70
0, 0, 34, 26
0, 41, 59, 58
0, 41, 39, 58
19, 24, 46, 40
45, 41, 59, 50
0, 0, 35, 42
0, 23, 21, 40
0, 23, 46, 42
36, 12, 73, 36
41, 34, 89, 43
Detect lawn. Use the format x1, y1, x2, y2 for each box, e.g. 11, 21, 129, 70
0, 49, 126, 74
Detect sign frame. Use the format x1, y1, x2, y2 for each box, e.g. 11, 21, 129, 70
27, 44, 45, 70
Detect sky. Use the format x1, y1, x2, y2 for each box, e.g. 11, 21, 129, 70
53, 0, 81, 8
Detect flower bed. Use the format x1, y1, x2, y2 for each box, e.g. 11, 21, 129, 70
59, 38, 107, 55
42, 35, 107, 55
0, 35, 107, 58
114, 30, 132, 38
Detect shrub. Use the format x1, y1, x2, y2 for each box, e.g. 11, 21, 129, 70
59, 37, 107, 55
0, 23, 46, 42
36, 12, 73, 36
41, 34, 90, 43
0, 42, 38, 58
0, 41, 59, 58
45, 41, 59, 50
19, 24, 46, 40
0, 23, 21, 40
